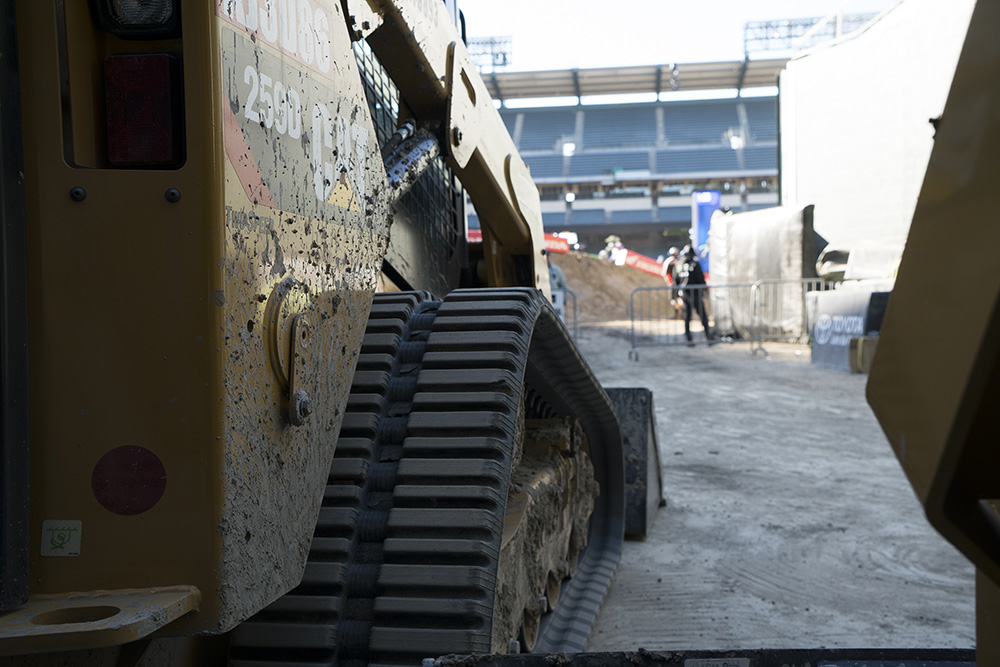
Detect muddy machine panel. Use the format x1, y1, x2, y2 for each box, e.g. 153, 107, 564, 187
5, 0, 388, 646
868, 0, 1000, 661
0, 0, 29, 615
0, 0, 632, 661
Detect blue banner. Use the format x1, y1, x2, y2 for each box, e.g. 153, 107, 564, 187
691, 190, 720, 273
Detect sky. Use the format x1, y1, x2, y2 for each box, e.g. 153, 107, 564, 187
459, 0, 896, 72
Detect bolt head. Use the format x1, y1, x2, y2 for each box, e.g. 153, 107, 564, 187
69, 187, 86, 202
165, 188, 181, 203
451, 126, 463, 146
291, 390, 313, 425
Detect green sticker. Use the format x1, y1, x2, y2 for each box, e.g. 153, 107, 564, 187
41, 520, 82, 557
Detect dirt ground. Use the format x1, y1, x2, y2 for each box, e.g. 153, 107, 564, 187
575, 330, 976, 652
550, 252, 666, 325
546, 254, 976, 651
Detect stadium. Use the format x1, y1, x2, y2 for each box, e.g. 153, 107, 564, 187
467, 0, 974, 270
1, 0, 995, 661
480, 68, 781, 260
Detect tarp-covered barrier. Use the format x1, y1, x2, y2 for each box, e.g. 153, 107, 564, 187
709, 205, 817, 337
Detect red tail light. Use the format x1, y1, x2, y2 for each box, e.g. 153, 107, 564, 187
105, 54, 183, 168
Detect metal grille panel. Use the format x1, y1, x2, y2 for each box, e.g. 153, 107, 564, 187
353, 41, 462, 270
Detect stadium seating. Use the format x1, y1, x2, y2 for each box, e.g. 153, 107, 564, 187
656, 148, 740, 174
502, 99, 751, 149
581, 106, 658, 148
744, 145, 778, 171
743, 97, 778, 142
658, 207, 692, 223
569, 208, 607, 225
524, 155, 565, 179
487, 96, 777, 248
569, 151, 651, 178
543, 211, 568, 228
661, 101, 739, 145
611, 209, 655, 223
503, 97, 777, 181
517, 108, 577, 151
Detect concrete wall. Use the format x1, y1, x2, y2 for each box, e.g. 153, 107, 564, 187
780, 0, 975, 256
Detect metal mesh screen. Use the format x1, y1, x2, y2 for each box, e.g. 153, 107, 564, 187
353, 41, 462, 264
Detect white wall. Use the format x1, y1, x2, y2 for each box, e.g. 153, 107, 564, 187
780, 0, 975, 253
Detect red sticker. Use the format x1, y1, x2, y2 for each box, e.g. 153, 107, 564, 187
92, 446, 167, 516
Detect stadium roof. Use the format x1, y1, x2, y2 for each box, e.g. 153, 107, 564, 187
483, 58, 789, 102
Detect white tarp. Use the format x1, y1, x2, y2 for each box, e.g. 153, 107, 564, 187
709, 205, 817, 337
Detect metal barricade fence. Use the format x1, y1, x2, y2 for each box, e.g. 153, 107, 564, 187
749, 278, 835, 355
551, 287, 579, 339
629, 284, 755, 360
629, 278, 837, 359
564, 288, 579, 339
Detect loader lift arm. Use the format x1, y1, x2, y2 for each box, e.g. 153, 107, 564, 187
344, 0, 550, 298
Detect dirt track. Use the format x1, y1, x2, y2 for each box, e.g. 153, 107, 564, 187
573, 327, 975, 651
550, 252, 665, 324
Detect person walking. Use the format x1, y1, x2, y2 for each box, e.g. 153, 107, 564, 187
675, 246, 713, 344
661, 246, 682, 319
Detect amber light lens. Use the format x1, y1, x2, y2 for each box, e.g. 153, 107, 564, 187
105, 54, 184, 168
93, 0, 180, 38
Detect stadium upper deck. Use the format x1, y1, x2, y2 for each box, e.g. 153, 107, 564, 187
503, 96, 778, 181
461, 54, 786, 255
469, 88, 780, 256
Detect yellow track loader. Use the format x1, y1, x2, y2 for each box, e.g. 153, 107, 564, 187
0, 0, 643, 664
4, 0, 998, 666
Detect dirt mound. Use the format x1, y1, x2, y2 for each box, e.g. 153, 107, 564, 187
550, 253, 666, 323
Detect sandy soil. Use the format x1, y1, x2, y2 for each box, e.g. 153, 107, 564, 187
573, 330, 976, 651
550, 252, 666, 324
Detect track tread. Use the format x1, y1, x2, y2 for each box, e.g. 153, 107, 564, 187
228, 289, 623, 666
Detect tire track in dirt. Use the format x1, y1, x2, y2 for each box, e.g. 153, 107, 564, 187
572, 329, 975, 652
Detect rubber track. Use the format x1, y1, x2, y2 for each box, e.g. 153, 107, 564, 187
229, 288, 624, 666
